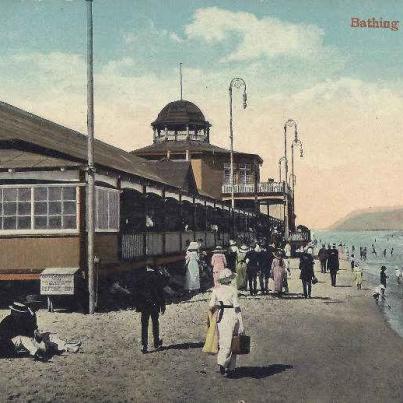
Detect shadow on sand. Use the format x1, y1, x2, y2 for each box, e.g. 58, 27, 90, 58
158, 341, 204, 351
232, 364, 293, 379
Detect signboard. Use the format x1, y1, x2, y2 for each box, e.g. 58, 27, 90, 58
40, 267, 79, 295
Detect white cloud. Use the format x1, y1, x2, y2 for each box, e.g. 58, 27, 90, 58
184, 7, 327, 62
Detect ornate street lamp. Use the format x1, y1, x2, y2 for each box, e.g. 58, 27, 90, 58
229, 78, 247, 209
282, 119, 298, 240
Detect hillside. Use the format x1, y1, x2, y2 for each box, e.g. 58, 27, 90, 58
329, 207, 403, 231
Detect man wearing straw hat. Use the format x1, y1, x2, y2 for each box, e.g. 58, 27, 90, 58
0, 297, 46, 360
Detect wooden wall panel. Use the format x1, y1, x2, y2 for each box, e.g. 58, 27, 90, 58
201, 156, 224, 199
0, 236, 80, 272
94, 233, 119, 264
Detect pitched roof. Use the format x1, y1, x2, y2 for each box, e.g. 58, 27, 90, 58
146, 160, 197, 193
0, 101, 168, 185
132, 140, 263, 162
0, 148, 80, 169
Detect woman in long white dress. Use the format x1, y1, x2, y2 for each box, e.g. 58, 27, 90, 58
185, 241, 200, 293
209, 269, 244, 377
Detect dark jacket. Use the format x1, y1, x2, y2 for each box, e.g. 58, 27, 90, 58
0, 307, 38, 356
380, 271, 387, 287
258, 250, 273, 274
299, 253, 315, 281
135, 268, 166, 313
318, 247, 328, 262
327, 249, 339, 272
245, 250, 259, 273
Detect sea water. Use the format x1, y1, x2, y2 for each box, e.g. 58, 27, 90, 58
314, 230, 403, 339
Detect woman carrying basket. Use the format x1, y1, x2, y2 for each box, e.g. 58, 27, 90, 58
208, 269, 245, 377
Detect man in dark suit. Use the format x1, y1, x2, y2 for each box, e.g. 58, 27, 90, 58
0, 296, 46, 360
318, 244, 328, 273
299, 249, 315, 298
135, 258, 166, 354
258, 243, 274, 295
327, 243, 339, 286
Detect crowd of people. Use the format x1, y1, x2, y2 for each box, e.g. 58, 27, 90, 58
3, 235, 375, 378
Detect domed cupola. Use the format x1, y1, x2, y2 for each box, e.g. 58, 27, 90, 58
151, 100, 211, 143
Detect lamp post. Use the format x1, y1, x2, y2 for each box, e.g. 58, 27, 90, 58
278, 156, 287, 182
282, 119, 298, 241
291, 138, 303, 200
229, 77, 247, 209
86, 0, 96, 314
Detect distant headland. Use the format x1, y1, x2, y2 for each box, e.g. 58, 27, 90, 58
328, 206, 403, 231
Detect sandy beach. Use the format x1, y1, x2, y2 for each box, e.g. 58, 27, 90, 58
0, 259, 402, 403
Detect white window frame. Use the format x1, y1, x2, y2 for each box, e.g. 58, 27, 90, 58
0, 184, 80, 236
94, 186, 120, 233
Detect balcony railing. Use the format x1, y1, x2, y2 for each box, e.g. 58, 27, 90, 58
222, 181, 291, 195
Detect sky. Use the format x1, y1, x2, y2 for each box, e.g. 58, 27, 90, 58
1, 0, 403, 229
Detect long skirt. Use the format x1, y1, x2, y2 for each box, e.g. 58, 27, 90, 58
185, 259, 200, 291
236, 262, 247, 290
217, 310, 239, 371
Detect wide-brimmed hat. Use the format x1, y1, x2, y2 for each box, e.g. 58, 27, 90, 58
187, 241, 200, 251
229, 239, 237, 246
213, 245, 224, 253
239, 244, 249, 252
9, 302, 29, 313
218, 268, 236, 284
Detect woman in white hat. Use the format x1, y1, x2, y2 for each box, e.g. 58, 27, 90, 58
211, 246, 227, 288
185, 241, 201, 293
209, 269, 244, 377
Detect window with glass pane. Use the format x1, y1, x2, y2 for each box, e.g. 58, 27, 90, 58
33, 186, 77, 230
95, 188, 120, 231
223, 163, 231, 185
239, 163, 254, 184
0, 188, 32, 230
0, 185, 77, 232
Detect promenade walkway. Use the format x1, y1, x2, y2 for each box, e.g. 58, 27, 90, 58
0, 259, 402, 402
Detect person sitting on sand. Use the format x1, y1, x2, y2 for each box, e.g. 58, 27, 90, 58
353, 261, 363, 290
0, 295, 81, 361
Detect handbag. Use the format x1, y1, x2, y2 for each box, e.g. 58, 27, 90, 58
231, 334, 250, 355
202, 312, 219, 354
312, 276, 318, 285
